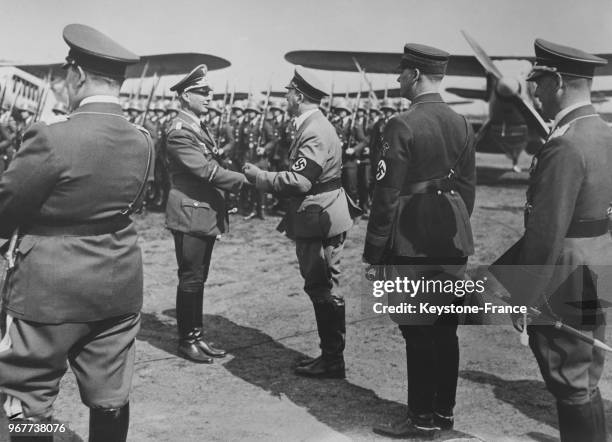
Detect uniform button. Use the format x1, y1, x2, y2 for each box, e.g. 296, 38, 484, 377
193, 202, 199, 207
450, 190, 455, 195
437, 190, 442, 195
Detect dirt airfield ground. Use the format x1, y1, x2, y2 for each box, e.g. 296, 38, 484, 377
1, 153, 611, 442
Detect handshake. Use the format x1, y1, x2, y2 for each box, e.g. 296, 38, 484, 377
242, 163, 261, 184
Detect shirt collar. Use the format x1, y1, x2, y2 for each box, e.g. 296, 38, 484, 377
295, 108, 319, 130
552, 100, 592, 130
178, 109, 202, 127
79, 95, 120, 106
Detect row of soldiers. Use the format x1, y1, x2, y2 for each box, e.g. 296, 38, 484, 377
121, 95, 407, 218
0, 100, 68, 172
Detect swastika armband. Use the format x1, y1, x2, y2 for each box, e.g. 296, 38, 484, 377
376, 159, 387, 181
291, 156, 322, 183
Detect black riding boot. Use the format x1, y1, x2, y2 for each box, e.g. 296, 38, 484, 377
295, 298, 345, 378
192, 288, 226, 358
557, 389, 607, 442
89, 403, 129, 442
176, 289, 212, 363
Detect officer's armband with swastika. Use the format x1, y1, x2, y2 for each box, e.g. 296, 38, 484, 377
291, 156, 322, 183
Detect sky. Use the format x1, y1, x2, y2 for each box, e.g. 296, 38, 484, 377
2, 0, 612, 104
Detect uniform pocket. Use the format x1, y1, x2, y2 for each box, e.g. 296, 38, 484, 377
2, 235, 39, 316
294, 205, 325, 239
182, 199, 218, 236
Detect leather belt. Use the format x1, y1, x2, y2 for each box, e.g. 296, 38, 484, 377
404, 177, 455, 194
24, 215, 131, 236
566, 218, 610, 238
307, 178, 342, 195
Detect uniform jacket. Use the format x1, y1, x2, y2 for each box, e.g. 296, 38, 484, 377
255, 109, 353, 240
498, 104, 612, 327
0, 100, 151, 323
165, 109, 246, 237
364, 93, 476, 263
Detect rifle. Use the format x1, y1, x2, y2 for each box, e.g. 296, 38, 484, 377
140, 74, 160, 125
132, 61, 149, 101
352, 58, 379, 105
226, 88, 235, 126
34, 83, 51, 123
216, 81, 229, 147
346, 80, 362, 151
0, 80, 8, 114
327, 78, 335, 116
256, 84, 271, 157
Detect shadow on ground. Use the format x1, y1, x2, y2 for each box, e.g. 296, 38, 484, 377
139, 312, 482, 439
461, 369, 612, 437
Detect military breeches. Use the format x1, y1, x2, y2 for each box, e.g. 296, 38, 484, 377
528, 324, 606, 405
172, 231, 216, 293
296, 233, 346, 303
0, 313, 139, 419
341, 161, 358, 203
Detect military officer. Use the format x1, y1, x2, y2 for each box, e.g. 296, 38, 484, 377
0, 24, 151, 442
493, 40, 612, 442
364, 44, 476, 439
243, 66, 354, 378
165, 65, 248, 363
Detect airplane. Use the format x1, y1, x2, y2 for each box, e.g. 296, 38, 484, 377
1, 53, 231, 118
284, 32, 612, 171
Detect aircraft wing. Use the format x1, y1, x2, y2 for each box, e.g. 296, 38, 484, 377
285, 50, 536, 77
591, 90, 612, 103
286, 50, 612, 77
446, 87, 488, 101
14, 53, 231, 79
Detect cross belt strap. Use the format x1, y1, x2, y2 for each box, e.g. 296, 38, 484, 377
23, 129, 153, 237
402, 116, 470, 196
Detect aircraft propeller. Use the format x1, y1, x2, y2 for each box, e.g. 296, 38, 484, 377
461, 30, 549, 138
